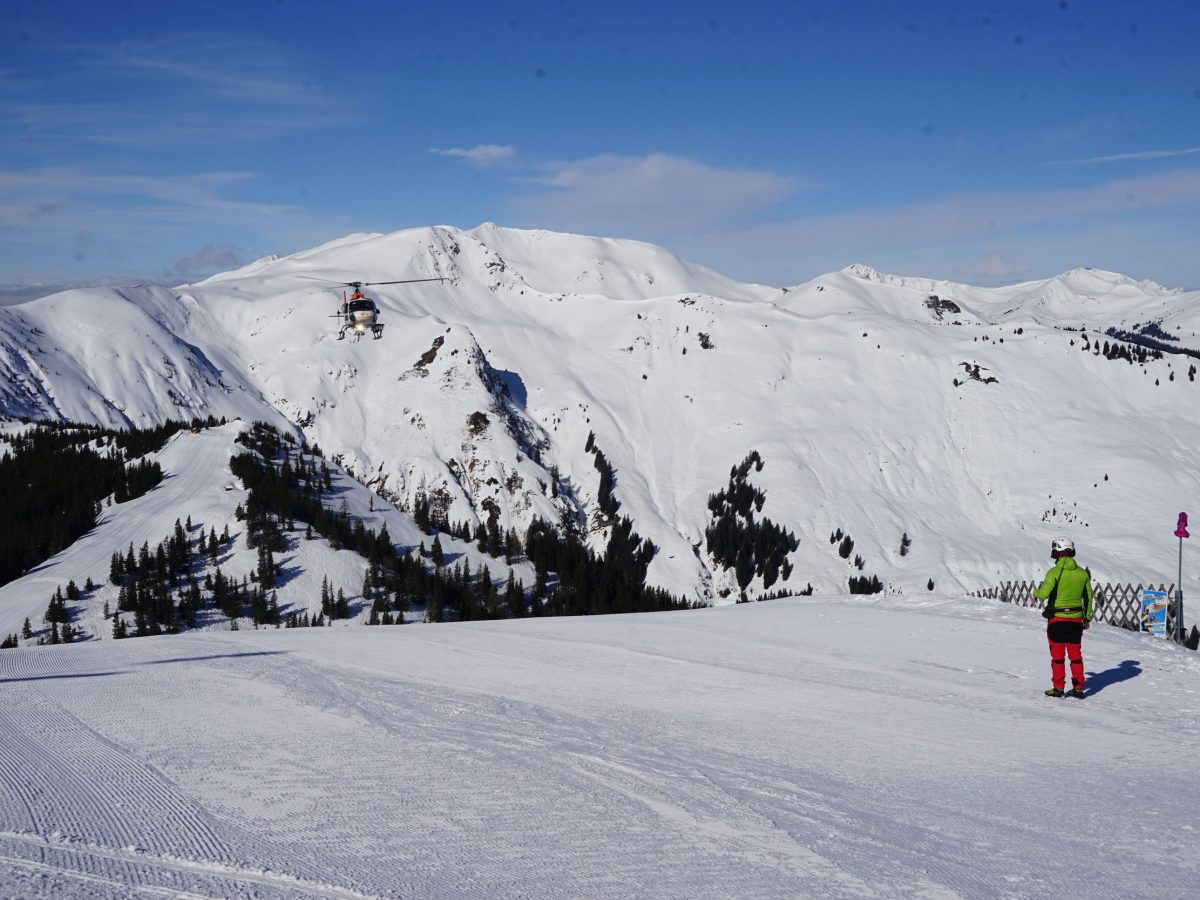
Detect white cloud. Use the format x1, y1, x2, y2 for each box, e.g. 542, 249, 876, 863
958, 253, 1026, 279
429, 147, 802, 234
515, 153, 802, 233
167, 242, 248, 279
678, 166, 1200, 285
1066, 147, 1200, 165
430, 144, 517, 167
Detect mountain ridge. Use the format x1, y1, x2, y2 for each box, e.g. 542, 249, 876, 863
3, 224, 1199, 603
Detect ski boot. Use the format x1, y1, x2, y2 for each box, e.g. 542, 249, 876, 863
1044, 688, 1064, 698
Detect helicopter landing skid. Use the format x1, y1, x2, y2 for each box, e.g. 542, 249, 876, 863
336, 324, 383, 342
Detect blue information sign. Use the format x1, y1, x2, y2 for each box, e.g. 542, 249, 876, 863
1141, 589, 1169, 637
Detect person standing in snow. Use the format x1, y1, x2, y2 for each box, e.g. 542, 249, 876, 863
1035, 536, 1094, 699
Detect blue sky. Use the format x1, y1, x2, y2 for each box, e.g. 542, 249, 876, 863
2, 0, 1199, 291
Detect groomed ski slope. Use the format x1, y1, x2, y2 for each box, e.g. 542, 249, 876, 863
0, 597, 1196, 898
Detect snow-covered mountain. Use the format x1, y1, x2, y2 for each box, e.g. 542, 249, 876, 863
3, 224, 1199, 602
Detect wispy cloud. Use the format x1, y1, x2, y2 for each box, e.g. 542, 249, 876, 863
0, 168, 285, 233
1064, 147, 1200, 165
0, 166, 345, 281
0, 34, 353, 150
430, 144, 517, 167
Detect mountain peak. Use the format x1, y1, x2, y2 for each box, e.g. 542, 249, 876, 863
842, 263, 885, 282
1049, 266, 1178, 296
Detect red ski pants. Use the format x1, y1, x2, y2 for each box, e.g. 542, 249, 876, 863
1047, 619, 1085, 691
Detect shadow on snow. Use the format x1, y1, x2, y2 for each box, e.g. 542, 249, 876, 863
1085, 659, 1142, 697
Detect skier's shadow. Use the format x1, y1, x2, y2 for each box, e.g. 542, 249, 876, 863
1085, 659, 1141, 697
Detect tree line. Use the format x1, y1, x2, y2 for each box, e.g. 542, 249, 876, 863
0, 417, 210, 586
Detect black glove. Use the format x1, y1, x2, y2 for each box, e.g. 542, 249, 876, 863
1042, 605, 1054, 620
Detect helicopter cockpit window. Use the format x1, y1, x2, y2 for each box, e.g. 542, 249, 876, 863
347, 299, 375, 313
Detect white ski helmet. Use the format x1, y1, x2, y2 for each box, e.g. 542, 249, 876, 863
1052, 535, 1075, 553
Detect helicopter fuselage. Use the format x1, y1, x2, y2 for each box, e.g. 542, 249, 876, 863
337, 296, 383, 340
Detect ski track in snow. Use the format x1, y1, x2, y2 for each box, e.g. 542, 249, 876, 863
1, 597, 1197, 898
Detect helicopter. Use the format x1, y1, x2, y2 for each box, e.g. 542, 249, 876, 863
301, 276, 446, 341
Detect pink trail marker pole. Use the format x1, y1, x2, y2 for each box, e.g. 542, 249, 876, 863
1175, 513, 1189, 643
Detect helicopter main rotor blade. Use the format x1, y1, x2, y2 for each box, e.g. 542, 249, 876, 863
363, 277, 447, 286
295, 275, 347, 284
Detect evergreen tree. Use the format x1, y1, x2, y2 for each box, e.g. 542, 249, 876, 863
504, 570, 523, 617
257, 543, 276, 589
320, 576, 332, 618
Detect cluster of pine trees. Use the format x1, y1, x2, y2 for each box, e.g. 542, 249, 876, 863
40, 584, 81, 643
103, 514, 281, 637
414, 510, 525, 563
705, 452, 799, 592
1103, 327, 1196, 361
830, 529, 883, 594
1097, 339, 1160, 365
584, 431, 620, 519
110, 519, 212, 635
849, 575, 884, 594
753, 585, 814, 602
204, 566, 280, 629
523, 516, 690, 617
234, 421, 693, 622
0, 422, 177, 587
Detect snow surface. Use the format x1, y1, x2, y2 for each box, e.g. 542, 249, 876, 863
2, 225, 1200, 603
0, 597, 1197, 898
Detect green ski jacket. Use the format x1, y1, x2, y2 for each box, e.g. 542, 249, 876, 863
1034, 557, 1094, 621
